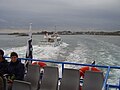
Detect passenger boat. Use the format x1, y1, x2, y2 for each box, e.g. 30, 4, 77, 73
4, 57, 120, 90
39, 31, 62, 47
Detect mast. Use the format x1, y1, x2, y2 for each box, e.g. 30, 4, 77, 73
29, 23, 32, 39
55, 26, 56, 32
26, 23, 33, 61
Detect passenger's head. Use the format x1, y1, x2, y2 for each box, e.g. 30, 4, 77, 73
0, 49, 4, 61
10, 52, 18, 62
0, 49, 4, 56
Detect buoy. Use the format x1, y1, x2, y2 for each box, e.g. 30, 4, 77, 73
79, 66, 101, 78
32, 62, 47, 67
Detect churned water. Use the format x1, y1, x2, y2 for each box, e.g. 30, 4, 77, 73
0, 34, 120, 84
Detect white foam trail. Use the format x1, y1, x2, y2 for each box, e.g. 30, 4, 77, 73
3, 37, 120, 84
4, 42, 69, 60
33, 45, 60, 59
63, 37, 120, 84
64, 43, 89, 69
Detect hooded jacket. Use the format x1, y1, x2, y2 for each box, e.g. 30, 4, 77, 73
0, 59, 8, 75
7, 60, 25, 80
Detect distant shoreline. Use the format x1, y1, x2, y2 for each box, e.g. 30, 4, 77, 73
0, 31, 120, 36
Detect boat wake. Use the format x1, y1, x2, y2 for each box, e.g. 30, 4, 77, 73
63, 37, 120, 84
3, 36, 120, 84
4, 42, 69, 60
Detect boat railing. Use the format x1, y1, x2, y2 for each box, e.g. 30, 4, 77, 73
4, 57, 120, 90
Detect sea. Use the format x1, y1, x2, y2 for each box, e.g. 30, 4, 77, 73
0, 34, 120, 85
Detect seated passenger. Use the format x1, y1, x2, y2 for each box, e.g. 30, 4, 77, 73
0, 49, 8, 75
7, 52, 25, 81
7, 52, 25, 90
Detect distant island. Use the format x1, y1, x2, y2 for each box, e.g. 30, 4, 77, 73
0, 31, 120, 36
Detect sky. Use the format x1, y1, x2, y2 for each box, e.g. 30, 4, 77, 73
0, 0, 120, 32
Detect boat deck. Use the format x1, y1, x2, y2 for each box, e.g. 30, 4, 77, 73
4, 57, 120, 90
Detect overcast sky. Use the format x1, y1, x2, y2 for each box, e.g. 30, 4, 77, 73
0, 0, 120, 31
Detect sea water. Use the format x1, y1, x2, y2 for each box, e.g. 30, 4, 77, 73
0, 34, 120, 84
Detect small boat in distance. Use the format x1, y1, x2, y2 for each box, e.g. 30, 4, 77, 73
39, 31, 62, 47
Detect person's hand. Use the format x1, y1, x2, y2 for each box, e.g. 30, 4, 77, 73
7, 79, 13, 83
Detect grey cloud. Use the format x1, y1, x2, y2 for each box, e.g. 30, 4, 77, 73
0, 0, 120, 31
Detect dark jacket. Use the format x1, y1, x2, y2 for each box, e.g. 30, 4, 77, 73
7, 60, 25, 80
0, 59, 8, 75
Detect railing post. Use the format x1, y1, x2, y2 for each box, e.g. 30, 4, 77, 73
102, 66, 111, 90
62, 63, 64, 74
106, 84, 109, 90
119, 78, 120, 90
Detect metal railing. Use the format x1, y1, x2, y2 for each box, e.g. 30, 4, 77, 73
5, 57, 120, 90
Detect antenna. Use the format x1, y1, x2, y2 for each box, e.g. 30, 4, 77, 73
55, 26, 57, 32
29, 23, 32, 39
29, 23, 32, 30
